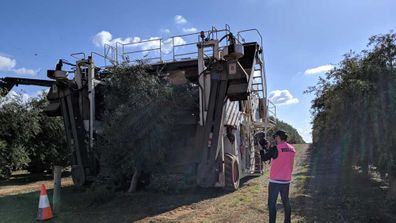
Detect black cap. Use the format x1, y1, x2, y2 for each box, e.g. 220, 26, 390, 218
273, 130, 288, 140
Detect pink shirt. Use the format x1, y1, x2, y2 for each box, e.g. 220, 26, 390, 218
269, 142, 296, 182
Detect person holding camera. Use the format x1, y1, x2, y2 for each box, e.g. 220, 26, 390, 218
260, 130, 296, 223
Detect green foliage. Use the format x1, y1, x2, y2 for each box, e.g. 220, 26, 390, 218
25, 93, 69, 171
307, 31, 396, 179
0, 91, 68, 179
267, 119, 306, 144
0, 93, 34, 178
96, 63, 197, 190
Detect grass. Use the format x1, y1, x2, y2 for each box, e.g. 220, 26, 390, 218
0, 144, 311, 223
2, 144, 394, 222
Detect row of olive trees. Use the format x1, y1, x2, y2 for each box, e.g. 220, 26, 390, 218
0, 92, 68, 179
267, 119, 306, 144
95, 64, 199, 191
307, 32, 396, 197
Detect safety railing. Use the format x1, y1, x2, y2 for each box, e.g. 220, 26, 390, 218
70, 52, 86, 60
72, 45, 117, 69
94, 25, 234, 65
172, 26, 232, 61
171, 32, 200, 61
120, 38, 162, 63
90, 25, 269, 68
89, 51, 116, 69
103, 44, 117, 65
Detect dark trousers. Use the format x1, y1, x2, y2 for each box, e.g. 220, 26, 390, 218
268, 182, 291, 223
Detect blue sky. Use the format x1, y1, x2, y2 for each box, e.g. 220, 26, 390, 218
1, 0, 395, 142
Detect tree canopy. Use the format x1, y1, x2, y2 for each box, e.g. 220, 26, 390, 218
0, 92, 68, 179
307, 31, 396, 196
95, 64, 199, 190
267, 119, 306, 144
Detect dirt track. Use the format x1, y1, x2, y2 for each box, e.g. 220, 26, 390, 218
137, 144, 310, 223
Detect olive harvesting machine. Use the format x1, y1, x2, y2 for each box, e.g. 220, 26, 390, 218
0, 26, 276, 190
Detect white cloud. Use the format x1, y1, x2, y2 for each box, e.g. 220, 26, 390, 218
0, 54, 37, 76
13, 67, 37, 75
304, 64, 334, 75
182, 27, 197, 33
0, 55, 16, 71
174, 15, 187, 24
269, 89, 299, 106
139, 37, 161, 50
160, 28, 171, 34
92, 30, 141, 47
297, 127, 312, 143
173, 36, 187, 46
162, 36, 186, 54
92, 31, 112, 47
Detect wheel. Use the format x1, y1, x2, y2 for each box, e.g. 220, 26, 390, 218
225, 153, 240, 191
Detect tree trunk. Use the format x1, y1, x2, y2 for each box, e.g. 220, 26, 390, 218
53, 165, 62, 214
387, 174, 396, 200
128, 167, 141, 193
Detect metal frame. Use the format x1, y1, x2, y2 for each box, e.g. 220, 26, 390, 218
1, 25, 277, 189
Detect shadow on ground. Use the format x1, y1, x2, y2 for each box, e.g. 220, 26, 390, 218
0, 177, 249, 222
291, 145, 396, 223
0, 171, 71, 187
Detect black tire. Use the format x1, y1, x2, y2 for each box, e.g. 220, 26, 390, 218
225, 153, 240, 191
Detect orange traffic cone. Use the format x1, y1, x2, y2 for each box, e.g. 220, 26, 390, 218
37, 184, 53, 221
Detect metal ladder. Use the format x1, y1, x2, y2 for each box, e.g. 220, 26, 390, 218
236, 29, 276, 130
